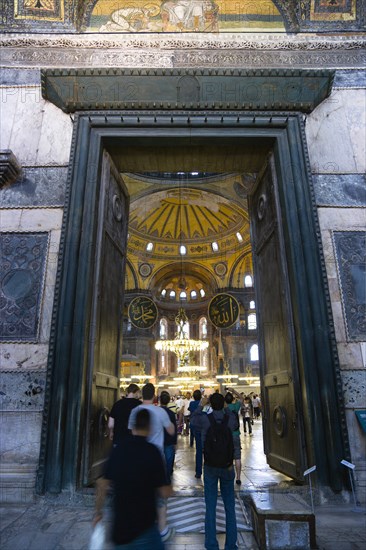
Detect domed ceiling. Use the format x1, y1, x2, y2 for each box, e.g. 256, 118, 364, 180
129, 187, 248, 243
124, 172, 254, 299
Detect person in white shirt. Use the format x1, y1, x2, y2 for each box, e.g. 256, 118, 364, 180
182, 391, 193, 437
252, 394, 261, 419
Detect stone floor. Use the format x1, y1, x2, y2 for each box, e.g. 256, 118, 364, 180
1, 421, 365, 549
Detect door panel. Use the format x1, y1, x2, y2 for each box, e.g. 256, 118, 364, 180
83, 151, 129, 485
249, 155, 305, 481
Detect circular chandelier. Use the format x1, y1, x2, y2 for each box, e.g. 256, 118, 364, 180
155, 307, 209, 363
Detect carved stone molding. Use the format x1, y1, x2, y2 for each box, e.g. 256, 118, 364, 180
0, 150, 22, 189
1, 33, 364, 69
1, 33, 364, 50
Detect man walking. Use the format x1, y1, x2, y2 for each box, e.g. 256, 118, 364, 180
191, 392, 238, 550
108, 383, 140, 445
94, 408, 172, 548
128, 383, 176, 543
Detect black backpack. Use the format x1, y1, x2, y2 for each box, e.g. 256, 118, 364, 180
203, 413, 234, 468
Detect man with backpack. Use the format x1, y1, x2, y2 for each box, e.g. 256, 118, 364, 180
190, 392, 238, 550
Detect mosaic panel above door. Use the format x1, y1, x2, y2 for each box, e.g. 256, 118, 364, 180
1, 1, 362, 32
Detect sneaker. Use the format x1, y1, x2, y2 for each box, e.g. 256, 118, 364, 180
249, 433, 253, 437
236, 479, 242, 485
161, 527, 175, 543
195, 474, 201, 479
244, 433, 247, 436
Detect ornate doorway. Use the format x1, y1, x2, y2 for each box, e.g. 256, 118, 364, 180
37, 109, 347, 494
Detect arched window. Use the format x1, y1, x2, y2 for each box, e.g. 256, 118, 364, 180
199, 317, 209, 369
179, 290, 187, 300
244, 275, 253, 287
146, 242, 154, 252
190, 290, 197, 299
169, 290, 176, 299
248, 313, 257, 330
182, 319, 189, 338
200, 288, 205, 298
250, 344, 259, 361
179, 245, 187, 255
199, 317, 208, 339
249, 300, 255, 309
160, 318, 168, 339
161, 289, 167, 297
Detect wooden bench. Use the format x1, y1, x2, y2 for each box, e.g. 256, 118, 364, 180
248, 491, 317, 549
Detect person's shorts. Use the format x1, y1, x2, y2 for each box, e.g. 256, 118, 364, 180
233, 434, 241, 459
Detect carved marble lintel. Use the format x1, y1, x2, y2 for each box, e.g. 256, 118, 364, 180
0, 150, 22, 189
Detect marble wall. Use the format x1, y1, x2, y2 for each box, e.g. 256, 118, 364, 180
0, 67, 365, 501
0, 209, 63, 501
306, 84, 366, 501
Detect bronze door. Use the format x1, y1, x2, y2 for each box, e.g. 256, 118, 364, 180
249, 155, 305, 481
83, 151, 129, 484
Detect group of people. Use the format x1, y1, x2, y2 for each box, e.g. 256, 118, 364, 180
94, 382, 261, 549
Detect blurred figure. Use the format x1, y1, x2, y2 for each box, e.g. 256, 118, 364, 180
108, 383, 140, 446
188, 389, 203, 478
225, 390, 242, 485
182, 391, 193, 436
175, 394, 185, 434
241, 396, 253, 436
128, 383, 175, 543
160, 390, 178, 483
94, 408, 172, 549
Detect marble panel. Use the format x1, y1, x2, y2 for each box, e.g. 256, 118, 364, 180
333, 231, 366, 341
319, 228, 334, 264
306, 90, 361, 174
19, 208, 62, 231
0, 343, 49, 371
0, 411, 42, 464
0, 68, 41, 86
0, 371, 45, 411
0, 232, 49, 341
337, 343, 364, 370
343, 89, 366, 174
6, 86, 43, 166
313, 174, 366, 207
0, 88, 18, 151
333, 70, 366, 89
341, 370, 366, 408
36, 100, 73, 166
39, 228, 61, 342
318, 208, 366, 231
331, 301, 347, 342
0, 167, 68, 208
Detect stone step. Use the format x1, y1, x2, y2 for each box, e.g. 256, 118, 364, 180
248, 491, 316, 549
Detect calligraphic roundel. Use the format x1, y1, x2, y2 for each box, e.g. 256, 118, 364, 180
128, 296, 158, 329
208, 293, 240, 329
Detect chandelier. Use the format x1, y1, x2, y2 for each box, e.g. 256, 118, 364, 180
155, 307, 209, 363
216, 361, 239, 386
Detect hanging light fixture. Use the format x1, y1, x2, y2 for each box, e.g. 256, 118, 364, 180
155, 307, 209, 363
155, 176, 208, 367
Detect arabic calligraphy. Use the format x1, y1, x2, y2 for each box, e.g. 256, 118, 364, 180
128, 296, 158, 329
208, 293, 239, 329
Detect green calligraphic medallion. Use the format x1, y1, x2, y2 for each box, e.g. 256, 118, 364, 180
128, 296, 158, 329
208, 293, 240, 329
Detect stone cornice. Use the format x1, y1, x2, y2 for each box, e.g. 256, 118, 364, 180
1, 33, 365, 70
